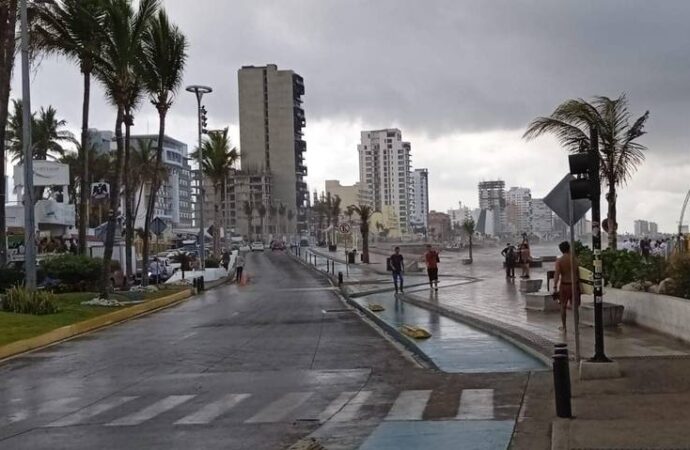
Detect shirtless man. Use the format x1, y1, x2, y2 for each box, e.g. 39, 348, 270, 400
553, 241, 578, 331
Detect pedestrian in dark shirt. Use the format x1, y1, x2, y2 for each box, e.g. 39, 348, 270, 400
501, 243, 517, 279
388, 246, 405, 294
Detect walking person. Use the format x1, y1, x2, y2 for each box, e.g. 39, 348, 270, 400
149, 257, 162, 285
388, 246, 405, 294
501, 243, 517, 279
221, 249, 231, 270
424, 244, 440, 291
235, 253, 245, 284
553, 241, 579, 332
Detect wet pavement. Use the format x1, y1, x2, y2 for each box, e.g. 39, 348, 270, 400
1, 250, 534, 450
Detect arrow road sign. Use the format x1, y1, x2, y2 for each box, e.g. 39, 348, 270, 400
544, 174, 591, 226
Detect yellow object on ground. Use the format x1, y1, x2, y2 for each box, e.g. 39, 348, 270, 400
579, 266, 594, 295
400, 324, 432, 339
368, 303, 385, 312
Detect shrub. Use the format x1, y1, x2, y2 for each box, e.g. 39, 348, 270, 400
40, 254, 102, 291
668, 254, 690, 299
574, 242, 665, 288
1, 286, 59, 315
205, 257, 220, 268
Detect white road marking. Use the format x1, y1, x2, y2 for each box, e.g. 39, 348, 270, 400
46, 396, 138, 427
329, 391, 372, 423
38, 397, 81, 414
385, 390, 432, 421
106, 395, 195, 426
175, 394, 251, 425
245, 392, 313, 423
7, 410, 29, 424
179, 331, 198, 340
457, 389, 494, 420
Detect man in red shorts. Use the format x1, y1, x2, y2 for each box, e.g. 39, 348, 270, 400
553, 241, 579, 332
424, 244, 440, 291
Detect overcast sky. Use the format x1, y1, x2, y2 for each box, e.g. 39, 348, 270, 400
12, 0, 690, 233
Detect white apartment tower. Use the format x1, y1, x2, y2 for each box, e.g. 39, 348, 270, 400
506, 187, 532, 235
358, 129, 412, 234
411, 168, 429, 231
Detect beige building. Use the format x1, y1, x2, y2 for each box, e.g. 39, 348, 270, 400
238, 64, 308, 234
324, 180, 367, 210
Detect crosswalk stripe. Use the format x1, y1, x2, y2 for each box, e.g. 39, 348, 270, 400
106, 395, 195, 426
38, 397, 81, 415
329, 391, 372, 423
457, 389, 494, 419
245, 392, 313, 423
385, 390, 432, 421
317, 391, 357, 423
175, 394, 251, 425
46, 396, 138, 427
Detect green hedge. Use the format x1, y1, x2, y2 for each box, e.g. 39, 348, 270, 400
40, 254, 102, 291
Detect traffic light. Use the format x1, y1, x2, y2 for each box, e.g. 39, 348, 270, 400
568, 153, 594, 200
200, 105, 208, 134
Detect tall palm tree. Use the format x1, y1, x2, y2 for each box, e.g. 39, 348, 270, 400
0, 0, 19, 265
190, 128, 238, 257
524, 94, 649, 249
131, 138, 167, 224
139, 8, 187, 284
287, 209, 294, 239
278, 202, 286, 235
6, 101, 70, 162
94, 0, 158, 297
268, 202, 277, 236
243, 200, 254, 241
462, 218, 476, 263
34, 0, 106, 255
330, 195, 341, 245
257, 203, 267, 241
351, 204, 373, 263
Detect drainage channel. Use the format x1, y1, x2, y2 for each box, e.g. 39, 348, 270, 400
354, 291, 546, 373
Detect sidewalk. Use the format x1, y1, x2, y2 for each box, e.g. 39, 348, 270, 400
306, 245, 690, 449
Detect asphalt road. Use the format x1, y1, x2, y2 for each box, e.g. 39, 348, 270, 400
0, 251, 532, 450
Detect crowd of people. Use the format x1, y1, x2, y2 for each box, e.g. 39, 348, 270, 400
621, 237, 677, 258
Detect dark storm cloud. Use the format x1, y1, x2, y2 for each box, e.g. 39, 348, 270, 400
154, 0, 690, 147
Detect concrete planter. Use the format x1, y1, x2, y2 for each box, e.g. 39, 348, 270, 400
524, 292, 560, 311
519, 279, 543, 293
580, 302, 624, 327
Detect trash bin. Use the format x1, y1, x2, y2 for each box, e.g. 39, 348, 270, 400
348, 251, 355, 264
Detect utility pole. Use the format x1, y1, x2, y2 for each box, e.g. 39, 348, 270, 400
185, 85, 212, 272
20, 0, 36, 289
588, 125, 610, 362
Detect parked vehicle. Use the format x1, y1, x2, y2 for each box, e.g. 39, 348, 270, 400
251, 242, 265, 251
271, 241, 285, 251
239, 243, 251, 252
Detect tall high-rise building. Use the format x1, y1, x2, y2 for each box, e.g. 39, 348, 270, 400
447, 201, 471, 227
238, 64, 308, 234
358, 129, 412, 234
634, 219, 650, 236
478, 180, 506, 235
410, 168, 429, 232
505, 187, 532, 235
531, 198, 554, 239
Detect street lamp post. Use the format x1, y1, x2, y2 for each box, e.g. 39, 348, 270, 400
186, 85, 212, 272
20, 0, 36, 289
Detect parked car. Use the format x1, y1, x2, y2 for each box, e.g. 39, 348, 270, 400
251, 242, 265, 251
239, 243, 251, 252
271, 241, 285, 251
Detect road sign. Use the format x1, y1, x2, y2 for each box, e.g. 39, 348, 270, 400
339, 223, 351, 234
543, 174, 591, 226
91, 182, 109, 200
151, 217, 167, 237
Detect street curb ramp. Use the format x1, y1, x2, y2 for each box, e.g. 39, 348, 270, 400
0, 289, 192, 362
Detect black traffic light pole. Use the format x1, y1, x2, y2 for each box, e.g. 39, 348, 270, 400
589, 126, 611, 362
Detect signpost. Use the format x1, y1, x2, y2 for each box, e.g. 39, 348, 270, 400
544, 173, 592, 361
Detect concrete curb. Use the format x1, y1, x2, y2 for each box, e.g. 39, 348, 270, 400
551, 418, 570, 450
400, 294, 555, 366
0, 289, 192, 362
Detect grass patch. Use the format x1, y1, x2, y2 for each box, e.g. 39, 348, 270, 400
0, 288, 187, 347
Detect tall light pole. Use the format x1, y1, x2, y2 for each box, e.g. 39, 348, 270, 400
186, 85, 212, 271
20, 0, 36, 289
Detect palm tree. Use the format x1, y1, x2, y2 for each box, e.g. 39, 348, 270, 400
351, 204, 373, 263
243, 200, 254, 241
257, 203, 267, 241
0, 0, 19, 265
94, 0, 158, 297
6, 101, 70, 162
123, 85, 144, 285
278, 202, 286, 235
34, 0, 106, 255
330, 195, 341, 246
462, 218, 476, 263
139, 8, 187, 284
287, 209, 294, 239
6, 102, 72, 202
524, 94, 649, 250
190, 127, 238, 257
131, 138, 167, 225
